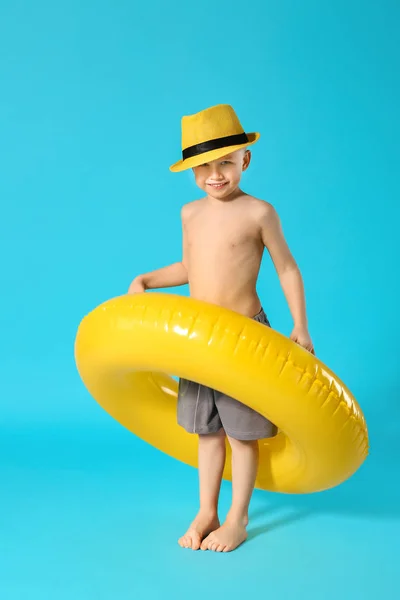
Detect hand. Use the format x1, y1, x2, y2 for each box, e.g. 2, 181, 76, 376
127, 277, 146, 294
290, 325, 315, 354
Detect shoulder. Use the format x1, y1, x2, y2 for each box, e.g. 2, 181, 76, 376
245, 196, 279, 222
181, 199, 203, 222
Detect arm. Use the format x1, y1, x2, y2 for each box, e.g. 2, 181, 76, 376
128, 206, 189, 293
259, 203, 314, 352
128, 262, 188, 293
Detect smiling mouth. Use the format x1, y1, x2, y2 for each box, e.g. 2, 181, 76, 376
207, 182, 228, 189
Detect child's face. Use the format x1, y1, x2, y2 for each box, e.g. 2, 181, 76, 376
192, 149, 251, 198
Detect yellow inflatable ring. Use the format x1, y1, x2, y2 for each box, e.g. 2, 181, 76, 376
74, 293, 368, 494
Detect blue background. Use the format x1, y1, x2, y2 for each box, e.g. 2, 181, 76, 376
1, 1, 399, 598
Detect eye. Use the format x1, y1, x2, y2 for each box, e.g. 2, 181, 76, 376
221, 161, 232, 165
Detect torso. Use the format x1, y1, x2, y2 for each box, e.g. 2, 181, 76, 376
183, 193, 268, 317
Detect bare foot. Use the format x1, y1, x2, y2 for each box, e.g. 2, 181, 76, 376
200, 517, 248, 552
178, 511, 220, 550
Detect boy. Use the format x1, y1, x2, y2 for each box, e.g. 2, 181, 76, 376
128, 104, 314, 553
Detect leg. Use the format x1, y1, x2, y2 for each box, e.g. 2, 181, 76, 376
228, 435, 259, 524
178, 429, 226, 550
201, 436, 259, 552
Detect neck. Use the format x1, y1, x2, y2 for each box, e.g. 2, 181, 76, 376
206, 186, 244, 204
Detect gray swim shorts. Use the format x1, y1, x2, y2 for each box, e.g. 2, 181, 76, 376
177, 308, 278, 441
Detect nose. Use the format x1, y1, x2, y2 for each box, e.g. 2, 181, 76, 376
209, 165, 223, 180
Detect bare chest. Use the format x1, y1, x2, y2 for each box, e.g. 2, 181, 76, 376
186, 212, 260, 255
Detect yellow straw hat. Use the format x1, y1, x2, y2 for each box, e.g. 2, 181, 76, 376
169, 104, 260, 172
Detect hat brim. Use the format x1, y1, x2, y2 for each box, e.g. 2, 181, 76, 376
169, 132, 260, 173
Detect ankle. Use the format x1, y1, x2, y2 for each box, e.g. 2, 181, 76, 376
198, 506, 219, 519
226, 510, 249, 527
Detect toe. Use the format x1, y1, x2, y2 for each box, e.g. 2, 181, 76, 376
188, 536, 196, 549
192, 537, 201, 551
216, 545, 224, 552
207, 535, 216, 550
201, 535, 210, 551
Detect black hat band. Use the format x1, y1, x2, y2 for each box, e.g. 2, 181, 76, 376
182, 133, 249, 161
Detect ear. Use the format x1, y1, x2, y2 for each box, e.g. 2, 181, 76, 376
242, 149, 251, 172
